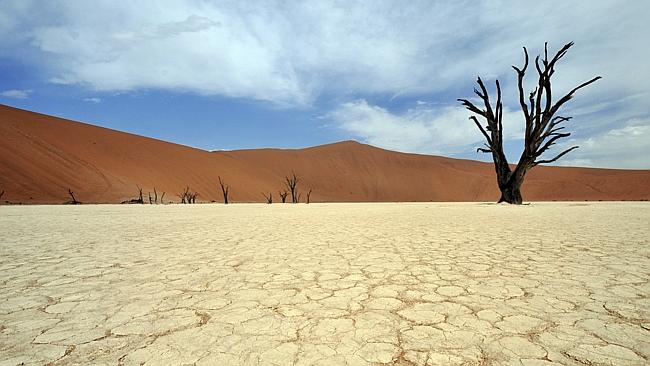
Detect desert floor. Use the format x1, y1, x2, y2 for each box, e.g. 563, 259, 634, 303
0, 202, 649, 366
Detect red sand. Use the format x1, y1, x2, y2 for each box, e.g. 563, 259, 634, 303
1, 104, 648, 204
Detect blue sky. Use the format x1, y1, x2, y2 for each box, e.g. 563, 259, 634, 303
1, 1, 648, 168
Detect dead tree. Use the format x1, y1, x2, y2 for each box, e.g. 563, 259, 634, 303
153, 187, 158, 204
285, 172, 299, 203
306, 189, 312, 204
262, 192, 273, 204
218, 176, 230, 204
178, 186, 191, 204
66, 188, 81, 204
219, 179, 229, 204
279, 190, 289, 203
458, 42, 600, 204
0, 189, 4, 201
148, 192, 153, 204
160, 192, 165, 204
136, 186, 144, 204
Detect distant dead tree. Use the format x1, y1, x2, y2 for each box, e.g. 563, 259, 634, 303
160, 191, 166, 204
178, 186, 191, 204
279, 190, 289, 203
66, 188, 81, 204
306, 189, 312, 204
136, 186, 144, 204
218, 176, 230, 204
262, 192, 273, 204
458, 42, 600, 204
148, 192, 153, 204
0, 189, 4, 201
153, 187, 158, 204
285, 172, 299, 203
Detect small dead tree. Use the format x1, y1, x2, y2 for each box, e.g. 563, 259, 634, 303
148, 192, 153, 204
0, 189, 5, 201
160, 192, 166, 204
153, 187, 158, 204
178, 186, 191, 204
458, 42, 600, 204
262, 192, 273, 204
136, 186, 144, 204
66, 189, 81, 204
285, 172, 299, 203
279, 190, 289, 203
218, 176, 229, 204
306, 189, 312, 204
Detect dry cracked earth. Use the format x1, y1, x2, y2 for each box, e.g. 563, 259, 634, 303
0, 202, 649, 366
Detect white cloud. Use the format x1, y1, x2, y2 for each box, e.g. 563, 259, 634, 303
0, 89, 32, 99
329, 99, 524, 157
557, 119, 650, 169
83, 97, 101, 103
1, 1, 648, 107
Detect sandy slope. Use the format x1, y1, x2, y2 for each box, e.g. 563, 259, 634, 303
1, 104, 649, 204
1, 203, 648, 365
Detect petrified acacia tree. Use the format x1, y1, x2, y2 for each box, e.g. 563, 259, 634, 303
67, 189, 81, 204
458, 42, 600, 204
279, 190, 289, 203
285, 172, 299, 204
178, 186, 196, 204
218, 176, 229, 204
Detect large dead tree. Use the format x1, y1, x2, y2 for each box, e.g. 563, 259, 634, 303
218, 176, 229, 204
285, 172, 299, 203
458, 42, 600, 204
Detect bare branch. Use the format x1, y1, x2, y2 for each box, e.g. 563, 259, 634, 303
534, 146, 579, 166
550, 76, 602, 116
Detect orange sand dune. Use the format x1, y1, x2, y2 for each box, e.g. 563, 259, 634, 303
1, 104, 648, 204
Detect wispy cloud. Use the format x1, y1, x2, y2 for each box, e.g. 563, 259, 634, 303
0, 89, 32, 99
83, 97, 102, 103
1, 1, 647, 106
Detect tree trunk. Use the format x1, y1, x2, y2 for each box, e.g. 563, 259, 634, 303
498, 183, 523, 204
497, 167, 527, 204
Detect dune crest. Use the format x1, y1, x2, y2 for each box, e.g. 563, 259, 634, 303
1, 104, 648, 204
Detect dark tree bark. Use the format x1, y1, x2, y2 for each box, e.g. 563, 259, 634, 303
458, 42, 600, 204
306, 189, 312, 204
279, 190, 288, 203
285, 172, 299, 203
262, 192, 273, 204
218, 176, 229, 204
